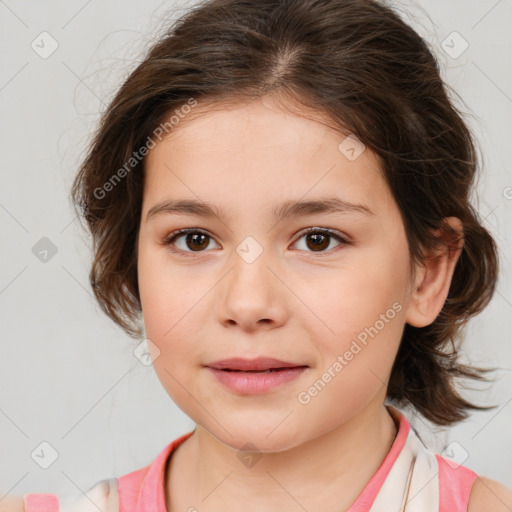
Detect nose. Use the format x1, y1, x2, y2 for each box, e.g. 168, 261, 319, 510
216, 247, 288, 332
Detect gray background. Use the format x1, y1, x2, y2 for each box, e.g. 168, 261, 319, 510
1, 0, 511, 503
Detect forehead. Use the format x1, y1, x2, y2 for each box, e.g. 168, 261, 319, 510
142, 96, 395, 220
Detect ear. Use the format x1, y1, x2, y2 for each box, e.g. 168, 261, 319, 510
405, 216, 464, 328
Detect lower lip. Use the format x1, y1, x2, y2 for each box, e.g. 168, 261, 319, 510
206, 367, 308, 394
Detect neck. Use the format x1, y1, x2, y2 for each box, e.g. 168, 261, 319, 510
166, 398, 399, 512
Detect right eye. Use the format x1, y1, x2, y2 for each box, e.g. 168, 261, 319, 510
163, 228, 220, 256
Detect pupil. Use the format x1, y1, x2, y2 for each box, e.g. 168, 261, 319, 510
187, 233, 208, 251
307, 233, 328, 251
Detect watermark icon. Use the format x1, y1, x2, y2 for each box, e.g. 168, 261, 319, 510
32, 237, 58, 263
31, 441, 59, 469
297, 301, 403, 405
503, 186, 512, 200
31, 31, 59, 59
338, 133, 366, 161
441, 31, 469, 60
237, 441, 263, 468
441, 441, 469, 469
236, 236, 264, 264
93, 97, 198, 200
133, 338, 161, 366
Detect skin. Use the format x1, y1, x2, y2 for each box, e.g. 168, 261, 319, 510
134, 94, 501, 512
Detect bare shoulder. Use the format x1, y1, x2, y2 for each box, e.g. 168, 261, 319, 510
467, 476, 512, 512
0, 495, 25, 512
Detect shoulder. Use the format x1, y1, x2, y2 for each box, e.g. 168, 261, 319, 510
0, 496, 24, 512
467, 476, 512, 512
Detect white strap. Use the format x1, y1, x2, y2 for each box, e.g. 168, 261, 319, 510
369, 426, 439, 512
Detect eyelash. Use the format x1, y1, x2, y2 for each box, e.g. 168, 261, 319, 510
162, 227, 352, 258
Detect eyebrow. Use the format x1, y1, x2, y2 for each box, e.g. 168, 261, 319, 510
146, 196, 374, 223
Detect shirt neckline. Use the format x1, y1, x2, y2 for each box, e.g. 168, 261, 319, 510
152, 405, 410, 512
346, 405, 410, 511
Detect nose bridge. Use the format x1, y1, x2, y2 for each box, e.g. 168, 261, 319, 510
218, 234, 286, 328
230, 234, 275, 301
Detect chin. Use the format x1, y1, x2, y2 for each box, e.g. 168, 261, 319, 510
207, 422, 304, 455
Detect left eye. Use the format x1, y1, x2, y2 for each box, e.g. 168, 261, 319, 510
163, 228, 350, 256
293, 228, 349, 253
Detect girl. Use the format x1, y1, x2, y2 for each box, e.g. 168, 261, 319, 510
15, 0, 512, 510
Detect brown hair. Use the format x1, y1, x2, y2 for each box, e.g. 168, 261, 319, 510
71, 0, 499, 426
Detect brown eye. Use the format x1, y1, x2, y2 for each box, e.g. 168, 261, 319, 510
304, 232, 330, 251
293, 228, 350, 254
184, 232, 209, 251
164, 229, 219, 255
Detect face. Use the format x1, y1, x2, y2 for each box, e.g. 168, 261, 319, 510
137, 95, 416, 452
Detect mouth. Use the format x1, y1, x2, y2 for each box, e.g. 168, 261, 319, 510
219, 368, 304, 373
205, 357, 309, 372
204, 357, 309, 394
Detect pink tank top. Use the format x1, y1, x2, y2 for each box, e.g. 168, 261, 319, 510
24, 409, 478, 512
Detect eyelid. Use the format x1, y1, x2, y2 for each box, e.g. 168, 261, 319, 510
294, 226, 349, 242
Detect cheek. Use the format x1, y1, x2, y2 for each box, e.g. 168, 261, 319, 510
138, 266, 203, 413
302, 243, 409, 382
293, 275, 406, 433
138, 239, 194, 334
137, 242, 209, 365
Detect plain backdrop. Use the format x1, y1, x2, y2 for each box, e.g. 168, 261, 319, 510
1, 0, 511, 503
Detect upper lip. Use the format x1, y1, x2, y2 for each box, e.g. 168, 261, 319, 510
205, 357, 308, 371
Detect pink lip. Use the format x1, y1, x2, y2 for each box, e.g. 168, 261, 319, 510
205, 357, 305, 371
205, 358, 308, 394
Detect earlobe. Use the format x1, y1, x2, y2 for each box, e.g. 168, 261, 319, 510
405, 217, 464, 328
